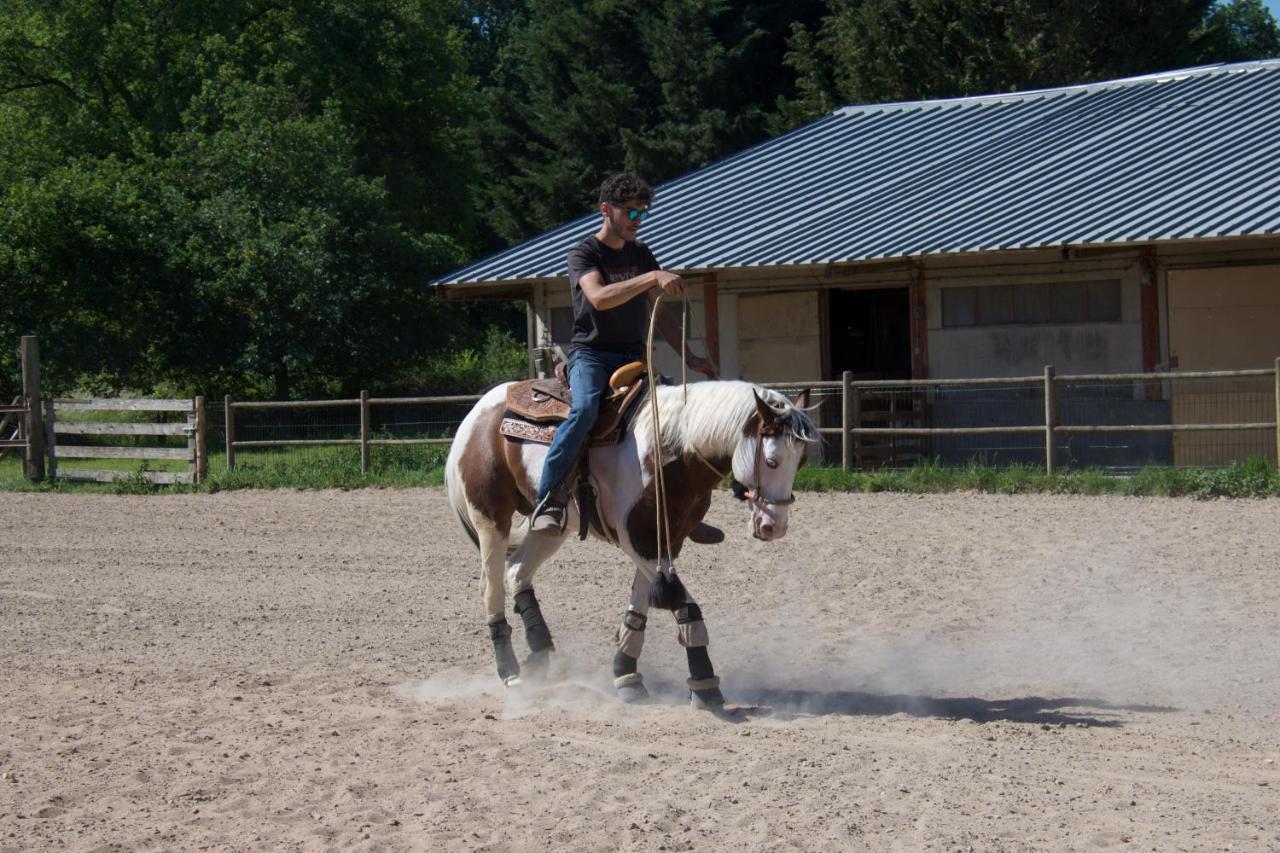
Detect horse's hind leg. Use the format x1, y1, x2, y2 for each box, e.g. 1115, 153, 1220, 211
477, 525, 521, 685
505, 514, 573, 680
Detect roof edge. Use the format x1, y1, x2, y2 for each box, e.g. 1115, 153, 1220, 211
833, 58, 1280, 117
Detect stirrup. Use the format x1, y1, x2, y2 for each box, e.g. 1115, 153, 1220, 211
530, 494, 568, 534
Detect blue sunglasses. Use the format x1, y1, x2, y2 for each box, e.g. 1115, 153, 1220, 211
613, 204, 649, 222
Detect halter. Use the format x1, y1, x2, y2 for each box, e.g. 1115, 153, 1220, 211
742, 416, 798, 508
691, 421, 798, 509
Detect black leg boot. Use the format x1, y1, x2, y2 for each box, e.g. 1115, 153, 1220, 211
514, 589, 555, 680
678, 604, 724, 708
613, 610, 649, 703
489, 619, 520, 685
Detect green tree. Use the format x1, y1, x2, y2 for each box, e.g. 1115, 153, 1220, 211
1197, 0, 1280, 61
1, 0, 491, 399
781, 0, 1280, 122
475, 0, 825, 245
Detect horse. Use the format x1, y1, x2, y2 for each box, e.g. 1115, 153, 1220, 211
445, 378, 817, 708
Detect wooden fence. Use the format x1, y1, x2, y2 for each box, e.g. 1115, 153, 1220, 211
0, 396, 30, 464
220, 359, 1279, 475
13, 324, 1277, 480
46, 397, 208, 485
223, 393, 481, 473
807, 358, 1280, 473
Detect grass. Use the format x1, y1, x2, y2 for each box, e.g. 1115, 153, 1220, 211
794, 455, 1280, 499
2, 449, 1277, 498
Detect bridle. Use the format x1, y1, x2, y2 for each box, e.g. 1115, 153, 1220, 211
695, 416, 798, 509
742, 418, 798, 508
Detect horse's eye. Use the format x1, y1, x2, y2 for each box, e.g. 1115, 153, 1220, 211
765, 457, 778, 469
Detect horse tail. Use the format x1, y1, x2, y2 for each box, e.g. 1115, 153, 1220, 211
445, 416, 481, 552
452, 498, 480, 550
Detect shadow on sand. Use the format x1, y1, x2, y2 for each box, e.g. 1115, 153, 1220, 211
641, 678, 1178, 727
732, 688, 1179, 727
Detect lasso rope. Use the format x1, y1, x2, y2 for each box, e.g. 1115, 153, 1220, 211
644, 290, 689, 569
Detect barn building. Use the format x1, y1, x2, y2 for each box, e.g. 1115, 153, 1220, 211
435, 60, 1280, 467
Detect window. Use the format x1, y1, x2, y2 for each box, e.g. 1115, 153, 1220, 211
942, 288, 976, 326
941, 280, 1121, 327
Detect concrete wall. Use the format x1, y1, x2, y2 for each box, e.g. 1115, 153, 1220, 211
735, 291, 822, 382
925, 258, 1144, 378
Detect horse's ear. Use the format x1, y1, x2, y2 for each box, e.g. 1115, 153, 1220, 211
753, 390, 778, 427
793, 388, 811, 410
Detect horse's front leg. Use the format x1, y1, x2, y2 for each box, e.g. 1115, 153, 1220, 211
675, 594, 724, 709
613, 565, 655, 703
613, 562, 724, 708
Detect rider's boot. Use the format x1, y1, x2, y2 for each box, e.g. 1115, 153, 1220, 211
530, 489, 569, 535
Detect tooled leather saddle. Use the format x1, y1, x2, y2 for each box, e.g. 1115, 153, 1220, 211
500, 360, 649, 446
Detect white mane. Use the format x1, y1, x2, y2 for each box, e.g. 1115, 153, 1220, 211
640, 380, 816, 459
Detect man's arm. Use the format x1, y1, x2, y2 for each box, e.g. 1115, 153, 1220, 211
578, 268, 686, 311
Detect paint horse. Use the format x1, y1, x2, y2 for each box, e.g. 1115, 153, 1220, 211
445, 378, 816, 707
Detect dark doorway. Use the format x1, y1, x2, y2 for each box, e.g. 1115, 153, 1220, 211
828, 288, 912, 380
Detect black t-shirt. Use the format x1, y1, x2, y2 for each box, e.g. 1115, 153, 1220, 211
566, 236, 659, 356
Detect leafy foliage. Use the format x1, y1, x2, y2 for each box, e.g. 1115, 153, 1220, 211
3, 0, 1278, 402
780, 0, 1280, 121
1, 0, 485, 399
475, 0, 826, 244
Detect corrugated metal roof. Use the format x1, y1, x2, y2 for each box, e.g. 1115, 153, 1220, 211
435, 60, 1280, 286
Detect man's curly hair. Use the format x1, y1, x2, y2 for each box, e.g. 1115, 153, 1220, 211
598, 172, 653, 207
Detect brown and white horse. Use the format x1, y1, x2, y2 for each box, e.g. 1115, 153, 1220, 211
445, 379, 816, 707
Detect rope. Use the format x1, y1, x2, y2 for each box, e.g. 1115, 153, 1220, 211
644, 289, 691, 567
645, 295, 673, 567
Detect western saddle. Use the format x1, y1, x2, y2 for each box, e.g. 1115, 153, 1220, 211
500, 360, 648, 446
502, 359, 726, 546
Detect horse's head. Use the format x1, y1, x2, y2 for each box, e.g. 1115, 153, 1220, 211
733, 388, 817, 541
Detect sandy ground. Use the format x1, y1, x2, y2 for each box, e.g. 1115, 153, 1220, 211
1, 488, 1278, 852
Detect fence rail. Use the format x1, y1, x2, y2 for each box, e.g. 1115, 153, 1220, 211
46, 397, 206, 485
215, 359, 1279, 476
224, 392, 483, 473
11, 336, 1280, 480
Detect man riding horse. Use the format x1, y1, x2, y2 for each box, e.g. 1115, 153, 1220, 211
445, 173, 817, 704
530, 172, 719, 536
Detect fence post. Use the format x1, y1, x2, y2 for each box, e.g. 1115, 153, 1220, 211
194, 395, 207, 484
360, 390, 370, 474
20, 336, 44, 481
1044, 364, 1057, 475
841, 371, 852, 471
43, 397, 56, 480
224, 394, 236, 472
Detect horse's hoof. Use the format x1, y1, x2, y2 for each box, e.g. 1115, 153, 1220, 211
689, 686, 725, 710
617, 682, 650, 704
523, 649, 554, 682
503, 674, 523, 688
614, 672, 649, 704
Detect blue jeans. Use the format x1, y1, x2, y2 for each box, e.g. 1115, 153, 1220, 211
537, 348, 638, 503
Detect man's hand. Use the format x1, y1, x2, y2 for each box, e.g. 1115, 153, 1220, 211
653, 269, 686, 297
686, 354, 719, 379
